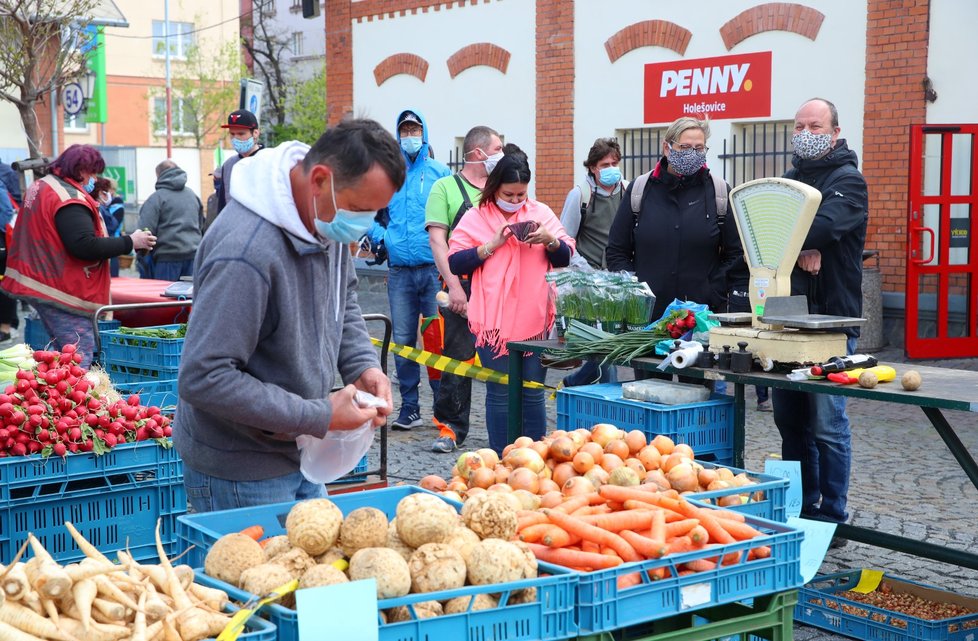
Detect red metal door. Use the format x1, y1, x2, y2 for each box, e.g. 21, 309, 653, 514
906, 124, 978, 358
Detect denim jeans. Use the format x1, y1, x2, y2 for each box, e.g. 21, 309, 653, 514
34, 302, 95, 368
477, 345, 547, 456
563, 358, 618, 387
772, 335, 858, 523
433, 280, 475, 443
387, 264, 441, 414
183, 465, 328, 513
153, 259, 195, 282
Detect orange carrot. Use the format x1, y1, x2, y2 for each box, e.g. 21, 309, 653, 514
706, 507, 747, 523
598, 484, 664, 504
525, 543, 623, 570
517, 512, 550, 531
518, 523, 555, 543
674, 500, 737, 547
617, 572, 643, 589
578, 510, 656, 532
688, 524, 710, 547
683, 558, 717, 573
571, 504, 611, 516
664, 519, 700, 539
619, 529, 666, 559
650, 509, 666, 543
647, 567, 668, 580
239, 526, 264, 541
664, 535, 697, 555
581, 540, 601, 554
545, 509, 643, 562
713, 516, 765, 541
747, 546, 772, 560
554, 493, 603, 514
542, 526, 579, 548
622, 498, 660, 511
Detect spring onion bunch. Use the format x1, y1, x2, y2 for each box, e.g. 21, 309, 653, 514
546, 320, 667, 366
0, 343, 37, 386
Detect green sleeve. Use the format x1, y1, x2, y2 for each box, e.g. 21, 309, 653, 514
425, 177, 452, 228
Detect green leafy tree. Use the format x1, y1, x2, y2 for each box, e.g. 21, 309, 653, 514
0, 0, 101, 158
269, 65, 326, 145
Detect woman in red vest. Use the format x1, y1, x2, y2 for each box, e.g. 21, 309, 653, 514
2, 145, 156, 367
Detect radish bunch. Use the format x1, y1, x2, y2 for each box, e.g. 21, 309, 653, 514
0, 344, 172, 458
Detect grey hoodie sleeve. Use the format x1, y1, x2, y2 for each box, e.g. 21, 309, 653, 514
336, 250, 382, 385
137, 194, 161, 233
177, 255, 333, 437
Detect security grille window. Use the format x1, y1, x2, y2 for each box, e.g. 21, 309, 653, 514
290, 0, 302, 10
291, 32, 304, 56
615, 128, 667, 182
718, 121, 795, 187
153, 97, 195, 136
152, 20, 194, 59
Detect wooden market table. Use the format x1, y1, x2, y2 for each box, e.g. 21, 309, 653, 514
506, 339, 978, 570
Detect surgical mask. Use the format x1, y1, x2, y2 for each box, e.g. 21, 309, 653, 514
496, 198, 525, 214
484, 152, 504, 174
598, 166, 622, 186
400, 136, 423, 156
792, 129, 833, 160
232, 137, 255, 154
667, 147, 706, 177
313, 174, 377, 243
84, 177, 96, 193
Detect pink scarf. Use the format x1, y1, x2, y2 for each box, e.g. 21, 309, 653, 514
449, 199, 575, 355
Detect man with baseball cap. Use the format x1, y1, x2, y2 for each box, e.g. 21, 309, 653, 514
205, 109, 264, 230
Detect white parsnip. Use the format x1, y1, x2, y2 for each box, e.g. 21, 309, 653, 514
145, 582, 169, 622
25, 537, 73, 599
71, 577, 97, 631
39, 596, 60, 626
92, 596, 128, 621
0, 600, 80, 641
94, 574, 140, 610
0, 619, 47, 641
187, 582, 230, 611
64, 522, 113, 564
2, 563, 28, 600
131, 592, 147, 641
58, 616, 133, 641
162, 615, 181, 641
20, 591, 43, 615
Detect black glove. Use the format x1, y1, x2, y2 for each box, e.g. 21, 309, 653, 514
359, 234, 388, 266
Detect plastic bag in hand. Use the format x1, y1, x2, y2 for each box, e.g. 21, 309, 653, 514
296, 391, 386, 484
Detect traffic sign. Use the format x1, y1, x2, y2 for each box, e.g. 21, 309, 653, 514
63, 82, 85, 116
103, 166, 128, 201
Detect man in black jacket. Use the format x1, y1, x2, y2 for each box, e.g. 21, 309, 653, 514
772, 98, 868, 541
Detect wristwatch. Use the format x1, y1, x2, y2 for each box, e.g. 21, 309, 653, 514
546, 238, 560, 250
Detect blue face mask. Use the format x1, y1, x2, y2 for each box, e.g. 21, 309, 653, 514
400, 136, 423, 156
598, 166, 622, 187
84, 177, 96, 193
232, 136, 255, 154
314, 174, 377, 243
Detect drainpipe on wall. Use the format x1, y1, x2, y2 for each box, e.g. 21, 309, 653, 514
50, 86, 59, 156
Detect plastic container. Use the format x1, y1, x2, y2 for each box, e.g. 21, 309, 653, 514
621, 379, 712, 405
114, 378, 179, 411
180, 486, 578, 641
100, 323, 185, 369
796, 571, 978, 641
24, 317, 121, 350
0, 441, 186, 563
329, 454, 368, 484
573, 590, 797, 641
574, 510, 803, 633
688, 461, 789, 522
556, 384, 734, 463
206, 606, 278, 641
106, 362, 179, 383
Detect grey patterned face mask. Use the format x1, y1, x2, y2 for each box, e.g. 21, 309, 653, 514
667, 147, 706, 176
792, 130, 833, 160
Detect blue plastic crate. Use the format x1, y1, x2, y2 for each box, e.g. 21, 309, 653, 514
556, 384, 734, 462
574, 510, 803, 633
179, 486, 579, 641
688, 461, 789, 522
206, 604, 277, 641
796, 571, 978, 641
329, 454, 368, 484
25, 317, 121, 351
106, 362, 180, 383
114, 378, 179, 411
101, 323, 185, 369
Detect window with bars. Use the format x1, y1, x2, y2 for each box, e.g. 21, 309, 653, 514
152, 20, 194, 59
291, 32, 304, 56
152, 97, 195, 136
717, 121, 795, 187
615, 127, 667, 182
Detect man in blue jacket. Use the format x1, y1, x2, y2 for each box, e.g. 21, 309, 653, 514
369, 109, 450, 430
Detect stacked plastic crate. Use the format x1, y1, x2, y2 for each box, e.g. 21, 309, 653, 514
24, 315, 121, 351
100, 324, 183, 412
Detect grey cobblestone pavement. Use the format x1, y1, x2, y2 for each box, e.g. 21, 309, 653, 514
354, 273, 978, 641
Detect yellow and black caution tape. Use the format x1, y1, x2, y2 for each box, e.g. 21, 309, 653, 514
218, 579, 299, 640
370, 337, 552, 390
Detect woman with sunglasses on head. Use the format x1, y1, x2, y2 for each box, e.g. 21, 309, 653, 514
448, 148, 575, 455
605, 117, 743, 324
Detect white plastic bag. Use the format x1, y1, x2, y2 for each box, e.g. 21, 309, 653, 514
296, 391, 386, 484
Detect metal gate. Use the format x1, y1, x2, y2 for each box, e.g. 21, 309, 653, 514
906, 124, 978, 358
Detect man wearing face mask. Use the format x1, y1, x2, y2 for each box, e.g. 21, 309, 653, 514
606, 117, 742, 323
423, 125, 502, 452
174, 120, 402, 512
366, 109, 451, 432
206, 109, 264, 230
772, 98, 868, 543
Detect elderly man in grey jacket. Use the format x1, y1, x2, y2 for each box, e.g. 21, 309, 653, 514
175, 119, 402, 512
136, 160, 204, 281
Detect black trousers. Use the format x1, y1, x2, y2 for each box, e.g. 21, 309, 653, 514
433, 279, 475, 443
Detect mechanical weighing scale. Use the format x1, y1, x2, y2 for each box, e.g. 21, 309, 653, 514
708, 177, 866, 370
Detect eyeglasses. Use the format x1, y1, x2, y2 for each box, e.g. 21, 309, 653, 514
669, 143, 709, 153
400, 125, 423, 136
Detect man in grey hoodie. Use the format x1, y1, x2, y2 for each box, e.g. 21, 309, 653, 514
175, 119, 403, 512
136, 160, 204, 281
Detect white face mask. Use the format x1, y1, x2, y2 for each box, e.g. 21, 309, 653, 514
496, 198, 525, 214
483, 152, 504, 174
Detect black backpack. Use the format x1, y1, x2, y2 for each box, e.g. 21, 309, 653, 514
450, 174, 474, 230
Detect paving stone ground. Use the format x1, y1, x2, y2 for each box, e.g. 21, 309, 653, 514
355, 274, 978, 641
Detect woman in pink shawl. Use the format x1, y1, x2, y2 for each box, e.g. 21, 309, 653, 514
448, 150, 575, 454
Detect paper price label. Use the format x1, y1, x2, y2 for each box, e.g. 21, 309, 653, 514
680, 582, 712, 609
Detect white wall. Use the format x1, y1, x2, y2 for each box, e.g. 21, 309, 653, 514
352, 1, 537, 188
134, 147, 202, 205
0, 102, 30, 163
573, 0, 868, 180
926, 0, 978, 123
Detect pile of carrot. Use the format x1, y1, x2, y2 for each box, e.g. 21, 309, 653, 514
515, 484, 771, 589
0, 522, 234, 641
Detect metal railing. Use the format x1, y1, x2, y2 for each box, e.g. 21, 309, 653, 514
718, 121, 795, 186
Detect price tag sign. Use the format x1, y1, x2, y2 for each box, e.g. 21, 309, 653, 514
765, 459, 802, 518
63, 82, 85, 116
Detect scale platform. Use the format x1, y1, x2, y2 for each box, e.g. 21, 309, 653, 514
757, 313, 866, 330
